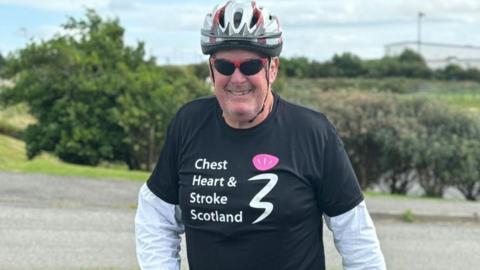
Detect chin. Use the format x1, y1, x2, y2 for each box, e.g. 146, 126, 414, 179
229, 108, 255, 118
224, 98, 254, 110
225, 106, 257, 119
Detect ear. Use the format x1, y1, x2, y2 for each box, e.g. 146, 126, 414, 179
268, 57, 280, 83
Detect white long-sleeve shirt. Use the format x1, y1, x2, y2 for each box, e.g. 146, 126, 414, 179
324, 200, 386, 269
135, 183, 185, 270
135, 183, 386, 270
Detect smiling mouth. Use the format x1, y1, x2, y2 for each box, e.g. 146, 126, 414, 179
225, 89, 253, 96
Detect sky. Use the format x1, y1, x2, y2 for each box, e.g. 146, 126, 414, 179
1, 0, 480, 64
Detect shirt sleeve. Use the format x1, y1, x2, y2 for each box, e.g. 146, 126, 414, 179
317, 122, 364, 217
324, 200, 386, 270
147, 115, 181, 204
135, 183, 185, 270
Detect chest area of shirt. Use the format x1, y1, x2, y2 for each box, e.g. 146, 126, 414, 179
177, 139, 320, 231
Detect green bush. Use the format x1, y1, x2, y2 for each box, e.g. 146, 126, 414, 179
0, 119, 23, 139
0, 10, 209, 170
401, 209, 416, 223
280, 56, 311, 78
315, 92, 421, 192
364, 50, 432, 79
111, 64, 209, 170
0, 53, 5, 75
311, 91, 397, 189
277, 49, 480, 82
306, 91, 480, 200
329, 52, 366, 77
410, 101, 480, 199
187, 62, 210, 81
450, 140, 480, 200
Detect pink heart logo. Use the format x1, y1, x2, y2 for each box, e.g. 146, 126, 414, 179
252, 154, 279, 171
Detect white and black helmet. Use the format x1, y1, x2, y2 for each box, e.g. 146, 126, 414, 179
201, 0, 283, 57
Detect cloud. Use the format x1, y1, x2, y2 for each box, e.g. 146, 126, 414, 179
1, 0, 479, 63
0, 0, 110, 12
70, 0, 480, 63
7, 0, 475, 34
99, 2, 210, 31
258, 0, 480, 27
3, 0, 479, 27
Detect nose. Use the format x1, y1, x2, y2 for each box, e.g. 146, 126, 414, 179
229, 67, 247, 84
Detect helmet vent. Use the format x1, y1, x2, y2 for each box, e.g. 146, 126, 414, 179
219, 10, 225, 27
234, 11, 243, 28
200, 1, 283, 57
250, 10, 260, 28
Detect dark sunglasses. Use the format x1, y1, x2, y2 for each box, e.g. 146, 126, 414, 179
211, 57, 268, 76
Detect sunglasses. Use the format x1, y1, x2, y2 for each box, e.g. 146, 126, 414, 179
211, 57, 268, 76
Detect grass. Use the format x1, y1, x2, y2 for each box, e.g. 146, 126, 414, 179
0, 103, 149, 181
280, 78, 480, 112
401, 209, 416, 223
0, 134, 149, 181
364, 190, 465, 202
0, 102, 36, 130
409, 91, 480, 112
0, 103, 35, 138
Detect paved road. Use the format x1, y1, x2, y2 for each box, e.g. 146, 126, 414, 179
0, 172, 141, 270
1, 172, 479, 270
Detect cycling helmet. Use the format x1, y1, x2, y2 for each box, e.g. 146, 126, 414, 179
201, 0, 283, 57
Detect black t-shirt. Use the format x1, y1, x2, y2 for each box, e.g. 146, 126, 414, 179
147, 93, 363, 270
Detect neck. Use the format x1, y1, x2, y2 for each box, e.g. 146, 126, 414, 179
223, 91, 274, 129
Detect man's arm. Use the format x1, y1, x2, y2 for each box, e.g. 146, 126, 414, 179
324, 200, 386, 270
135, 183, 185, 270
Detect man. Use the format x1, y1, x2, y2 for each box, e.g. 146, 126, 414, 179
135, 1, 386, 269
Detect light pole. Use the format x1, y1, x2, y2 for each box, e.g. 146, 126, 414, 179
417, 12, 425, 54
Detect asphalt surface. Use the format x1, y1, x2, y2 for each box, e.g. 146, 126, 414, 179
1, 172, 479, 270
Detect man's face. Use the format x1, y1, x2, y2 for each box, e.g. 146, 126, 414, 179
210, 49, 278, 126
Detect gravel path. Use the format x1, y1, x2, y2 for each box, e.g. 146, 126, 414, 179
1, 172, 479, 270
366, 196, 480, 222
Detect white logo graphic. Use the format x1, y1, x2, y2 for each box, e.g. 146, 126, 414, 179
248, 173, 278, 224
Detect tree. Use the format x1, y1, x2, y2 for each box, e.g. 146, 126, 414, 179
464, 68, 480, 81
398, 49, 426, 64
364, 50, 431, 79
437, 64, 464, 81
281, 57, 310, 78
1, 10, 209, 170
330, 52, 365, 77
0, 52, 5, 74
111, 64, 209, 170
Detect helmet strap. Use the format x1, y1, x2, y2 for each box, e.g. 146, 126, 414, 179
248, 57, 272, 123
208, 56, 215, 84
